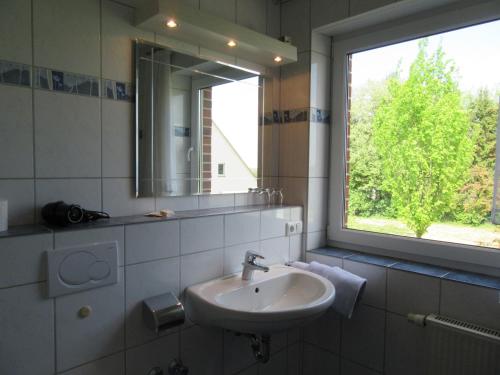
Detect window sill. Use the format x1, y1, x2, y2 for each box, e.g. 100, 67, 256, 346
308, 247, 500, 291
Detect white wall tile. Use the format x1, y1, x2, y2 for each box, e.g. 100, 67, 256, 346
55, 226, 125, 266
0, 179, 35, 225
234, 192, 267, 206
260, 348, 287, 375
385, 312, 425, 375
279, 177, 308, 207
287, 342, 301, 375
60, 352, 124, 375
260, 236, 290, 266
350, 0, 393, 16
266, 0, 281, 38
344, 260, 386, 309
125, 220, 180, 264
303, 342, 340, 374
223, 241, 260, 275
34, 91, 101, 178
307, 177, 328, 233
341, 359, 380, 375
223, 330, 257, 374
102, 178, 155, 217
36, 178, 102, 219
303, 307, 341, 354
225, 211, 260, 246
200, 0, 236, 22
279, 121, 309, 177
441, 280, 500, 330
306, 251, 342, 267
306, 230, 327, 250
309, 123, 330, 178
198, 193, 235, 209
0, 0, 32, 63
280, 52, 310, 110
310, 52, 331, 110
387, 269, 440, 315
290, 206, 303, 221
125, 333, 179, 375
102, 100, 133, 178
125, 257, 180, 347
289, 234, 303, 262
180, 248, 223, 291
261, 208, 290, 239
181, 325, 223, 375
102, 0, 154, 82
311, 0, 349, 29
311, 32, 332, 57
55, 269, 125, 371
341, 304, 385, 372
0, 233, 52, 288
180, 216, 224, 254
281, 0, 311, 53
156, 195, 199, 211
33, 0, 100, 76
0, 85, 33, 178
0, 283, 54, 375
236, 0, 266, 33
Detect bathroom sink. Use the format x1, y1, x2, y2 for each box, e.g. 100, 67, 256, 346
185, 265, 335, 334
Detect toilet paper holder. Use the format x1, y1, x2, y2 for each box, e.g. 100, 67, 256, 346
143, 292, 185, 333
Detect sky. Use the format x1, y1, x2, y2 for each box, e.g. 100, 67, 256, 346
351, 19, 500, 95
212, 76, 259, 169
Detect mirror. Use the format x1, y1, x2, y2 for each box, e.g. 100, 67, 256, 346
135, 41, 264, 197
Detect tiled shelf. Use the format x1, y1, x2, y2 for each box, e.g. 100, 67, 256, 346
0, 204, 300, 236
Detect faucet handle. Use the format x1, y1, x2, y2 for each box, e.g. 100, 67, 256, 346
245, 251, 265, 263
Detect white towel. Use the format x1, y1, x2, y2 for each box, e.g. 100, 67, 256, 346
291, 261, 367, 318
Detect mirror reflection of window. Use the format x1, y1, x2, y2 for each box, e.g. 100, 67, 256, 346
200, 77, 259, 194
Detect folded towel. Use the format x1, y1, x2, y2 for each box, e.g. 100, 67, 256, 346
291, 261, 367, 318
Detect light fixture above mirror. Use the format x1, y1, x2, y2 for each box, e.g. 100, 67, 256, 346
135, 0, 297, 67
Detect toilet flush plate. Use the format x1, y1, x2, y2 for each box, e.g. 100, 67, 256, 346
46, 241, 118, 298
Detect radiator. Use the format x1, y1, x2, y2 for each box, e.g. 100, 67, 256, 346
407, 313, 500, 375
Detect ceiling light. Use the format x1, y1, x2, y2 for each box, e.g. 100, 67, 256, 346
227, 40, 237, 47
165, 19, 178, 28
274, 56, 282, 63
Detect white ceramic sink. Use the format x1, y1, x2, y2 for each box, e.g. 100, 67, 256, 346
185, 265, 335, 334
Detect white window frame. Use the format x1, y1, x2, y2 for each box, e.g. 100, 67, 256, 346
328, 0, 500, 272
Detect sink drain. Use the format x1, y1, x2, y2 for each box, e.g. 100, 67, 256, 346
254, 287, 259, 293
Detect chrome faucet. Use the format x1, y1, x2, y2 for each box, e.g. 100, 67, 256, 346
242, 251, 269, 280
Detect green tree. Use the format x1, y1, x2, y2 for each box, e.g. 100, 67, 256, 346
348, 80, 394, 217
373, 40, 474, 237
452, 88, 498, 225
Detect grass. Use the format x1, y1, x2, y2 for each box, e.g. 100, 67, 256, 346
346, 215, 500, 248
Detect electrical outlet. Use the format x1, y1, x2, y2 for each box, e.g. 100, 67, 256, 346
286, 221, 303, 236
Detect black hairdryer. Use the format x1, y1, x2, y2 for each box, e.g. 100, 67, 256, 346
41, 201, 110, 226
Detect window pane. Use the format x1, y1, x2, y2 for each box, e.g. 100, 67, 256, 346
345, 20, 500, 249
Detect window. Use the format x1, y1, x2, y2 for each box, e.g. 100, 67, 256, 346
329, 0, 500, 269
218, 163, 225, 176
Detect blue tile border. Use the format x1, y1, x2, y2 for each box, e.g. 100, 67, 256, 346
0, 59, 132, 102
390, 261, 450, 278
260, 107, 331, 126
307, 246, 500, 290
0, 60, 31, 87
34, 67, 99, 97
310, 247, 354, 258
444, 271, 500, 290
347, 253, 398, 267
102, 79, 133, 102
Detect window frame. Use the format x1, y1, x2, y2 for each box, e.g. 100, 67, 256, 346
328, 0, 500, 272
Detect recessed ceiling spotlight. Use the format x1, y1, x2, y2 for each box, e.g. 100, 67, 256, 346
165, 19, 178, 28
274, 56, 283, 63
227, 40, 237, 47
